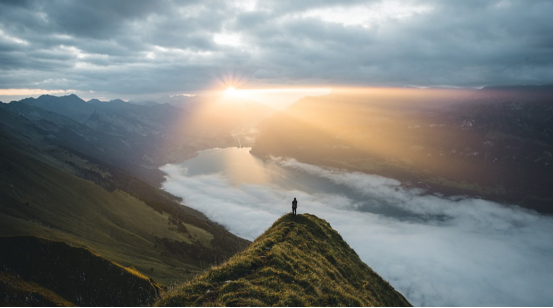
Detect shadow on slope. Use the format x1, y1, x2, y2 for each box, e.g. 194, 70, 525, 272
157, 213, 411, 307
0, 236, 160, 306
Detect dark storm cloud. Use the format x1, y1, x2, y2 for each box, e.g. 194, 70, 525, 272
0, 0, 552, 99
255, 0, 381, 13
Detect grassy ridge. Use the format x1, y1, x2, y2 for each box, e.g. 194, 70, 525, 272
157, 214, 411, 306
0, 236, 161, 306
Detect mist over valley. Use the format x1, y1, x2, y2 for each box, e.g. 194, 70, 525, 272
2, 1, 553, 306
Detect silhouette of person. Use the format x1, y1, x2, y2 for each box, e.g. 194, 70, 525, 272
292, 198, 298, 215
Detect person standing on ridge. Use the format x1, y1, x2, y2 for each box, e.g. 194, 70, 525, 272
292, 198, 298, 215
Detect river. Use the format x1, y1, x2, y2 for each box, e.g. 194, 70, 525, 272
160, 147, 553, 306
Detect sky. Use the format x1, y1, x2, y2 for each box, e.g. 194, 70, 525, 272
160, 148, 553, 306
1, 0, 553, 103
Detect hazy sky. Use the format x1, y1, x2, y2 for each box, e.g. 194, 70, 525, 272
1, 0, 553, 101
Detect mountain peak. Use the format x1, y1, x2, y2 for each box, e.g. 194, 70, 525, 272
15, 93, 87, 106
108, 98, 126, 104
157, 213, 411, 306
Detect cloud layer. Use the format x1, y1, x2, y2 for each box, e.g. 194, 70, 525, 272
161, 151, 553, 306
1, 0, 553, 101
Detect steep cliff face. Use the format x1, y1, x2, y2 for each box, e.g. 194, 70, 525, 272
157, 213, 411, 307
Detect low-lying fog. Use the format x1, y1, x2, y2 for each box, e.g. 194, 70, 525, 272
160, 147, 553, 306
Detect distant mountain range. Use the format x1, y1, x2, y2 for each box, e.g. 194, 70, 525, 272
1, 93, 272, 184
251, 86, 553, 213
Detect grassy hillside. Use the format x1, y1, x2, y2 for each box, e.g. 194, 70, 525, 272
157, 214, 411, 307
0, 141, 249, 285
0, 236, 160, 306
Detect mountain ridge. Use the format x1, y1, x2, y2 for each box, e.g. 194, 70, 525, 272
157, 213, 411, 307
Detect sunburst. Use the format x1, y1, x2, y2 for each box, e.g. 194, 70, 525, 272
224, 86, 238, 96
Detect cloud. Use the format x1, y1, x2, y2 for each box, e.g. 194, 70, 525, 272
160, 152, 553, 306
0, 88, 76, 96
1, 0, 553, 100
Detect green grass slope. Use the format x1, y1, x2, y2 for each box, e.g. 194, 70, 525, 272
0, 141, 248, 285
157, 214, 411, 307
0, 236, 160, 306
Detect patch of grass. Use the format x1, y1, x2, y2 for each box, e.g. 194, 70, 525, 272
157, 214, 411, 307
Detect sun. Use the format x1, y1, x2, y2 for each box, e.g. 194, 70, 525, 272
224, 86, 237, 96
223, 86, 247, 99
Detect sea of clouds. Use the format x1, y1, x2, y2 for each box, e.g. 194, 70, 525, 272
160, 157, 553, 306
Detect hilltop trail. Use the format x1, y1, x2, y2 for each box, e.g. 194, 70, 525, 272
157, 213, 411, 306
